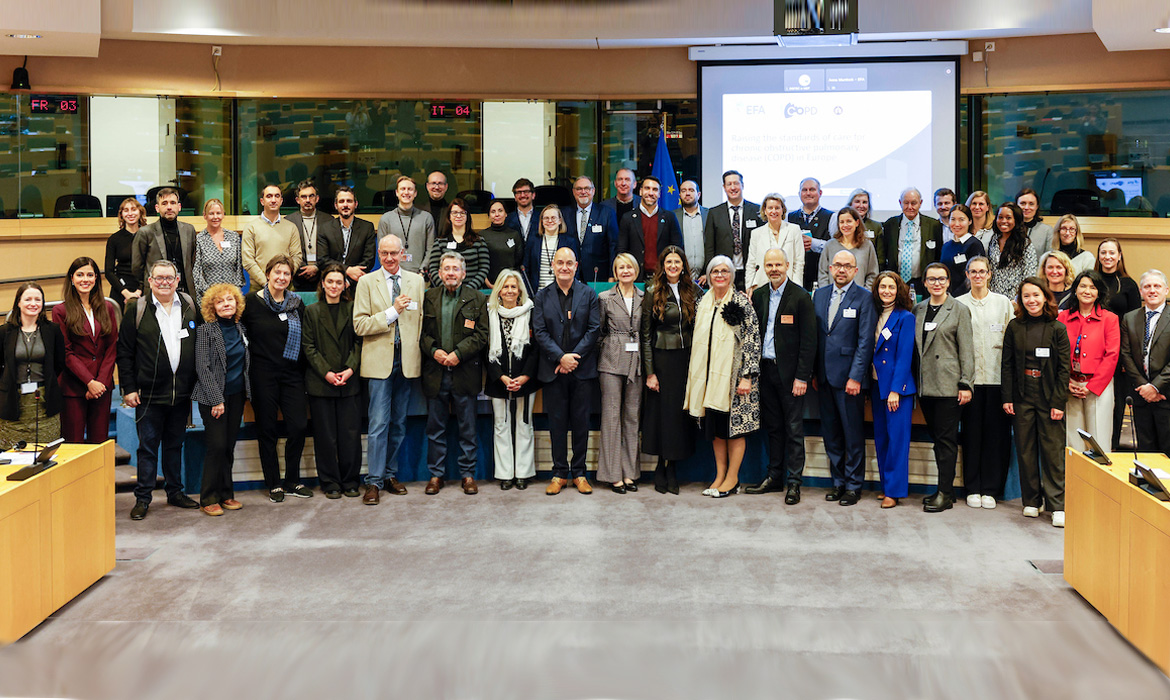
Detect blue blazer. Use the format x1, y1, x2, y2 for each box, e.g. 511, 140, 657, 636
873, 308, 917, 399
505, 209, 540, 242
532, 279, 601, 383
562, 204, 619, 284
521, 231, 579, 295
814, 282, 877, 388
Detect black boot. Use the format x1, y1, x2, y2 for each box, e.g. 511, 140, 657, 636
665, 462, 679, 495
654, 459, 668, 494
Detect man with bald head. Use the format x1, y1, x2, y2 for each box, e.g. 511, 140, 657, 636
813, 249, 876, 506
881, 186, 943, 292
747, 248, 817, 504
600, 168, 640, 223
789, 177, 833, 289
533, 247, 601, 495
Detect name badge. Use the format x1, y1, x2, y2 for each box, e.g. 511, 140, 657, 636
866, 230, 875, 238
746, 220, 757, 228
924, 322, 937, 332
407, 301, 419, 311
447, 241, 457, 249
592, 224, 603, 233
506, 239, 515, 248
463, 318, 476, 329
990, 323, 1004, 333
842, 308, 857, 318
925, 240, 937, 249
567, 311, 572, 320
624, 342, 639, 352
1035, 347, 1051, 358
881, 328, 892, 341
178, 329, 190, 339
403, 253, 413, 262
221, 241, 231, 248
278, 313, 288, 322
780, 314, 794, 325
20, 382, 36, 395
306, 252, 317, 262
954, 254, 967, 264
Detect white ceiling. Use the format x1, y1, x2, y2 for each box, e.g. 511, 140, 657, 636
0, 0, 1167, 58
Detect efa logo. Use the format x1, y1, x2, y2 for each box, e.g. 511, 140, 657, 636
784, 103, 818, 118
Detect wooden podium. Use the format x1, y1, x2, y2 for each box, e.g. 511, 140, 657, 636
1065, 448, 1170, 674
0, 441, 115, 643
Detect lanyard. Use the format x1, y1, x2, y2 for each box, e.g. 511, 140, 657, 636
395, 208, 415, 243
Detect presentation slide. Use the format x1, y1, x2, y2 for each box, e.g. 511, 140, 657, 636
701, 60, 958, 219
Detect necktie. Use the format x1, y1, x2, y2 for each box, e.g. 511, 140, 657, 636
1145, 310, 1158, 371
390, 274, 401, 344
828, 288, 843, 331
579, 208, 588, 244
900, 219, 915, 282
731, 206, 742, 258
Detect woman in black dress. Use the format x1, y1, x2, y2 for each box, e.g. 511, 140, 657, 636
640, 245, 700, 494
1095, 238, 1142, 449
481, 200, 524, 290
105, 197, 146, 309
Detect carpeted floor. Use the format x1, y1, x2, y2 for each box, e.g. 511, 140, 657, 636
1, 483, 1167, 700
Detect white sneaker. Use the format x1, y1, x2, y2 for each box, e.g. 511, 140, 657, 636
1023, 506, 1040, 518
966, 493, 982, 508
1052, 511, 1065, 528
981, 495, 997, 509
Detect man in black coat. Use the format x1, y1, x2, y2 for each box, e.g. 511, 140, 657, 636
116, 260, 199, 520
617, 176, 681, 282
1120, 269, 1170, 453
286, 180, 335, 292
703, 170, 760, 289
319, 186, 377, 285
420, 250, 488, 495
788, 177, 834, 290
746, 248, 817, 504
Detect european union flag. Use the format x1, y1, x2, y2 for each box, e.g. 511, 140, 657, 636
650, 130, 679, 213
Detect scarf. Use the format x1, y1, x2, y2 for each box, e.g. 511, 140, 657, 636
262, 286, 303, 362
488, 299, 533, 364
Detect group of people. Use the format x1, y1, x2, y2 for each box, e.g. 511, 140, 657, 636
3, 169, 1161, 527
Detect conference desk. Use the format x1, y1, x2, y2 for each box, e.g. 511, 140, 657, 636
0, 442, 115, 644
1064, 449, 1170, 675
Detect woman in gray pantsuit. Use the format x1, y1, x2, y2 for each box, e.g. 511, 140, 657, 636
597, 253, 645, 493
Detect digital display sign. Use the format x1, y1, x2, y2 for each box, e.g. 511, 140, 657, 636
29, 95, 80, 114
429, 102, 473, 119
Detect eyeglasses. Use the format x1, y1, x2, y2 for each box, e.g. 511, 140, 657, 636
967, 269, 990, 276
572, 186, 593, 192
830, 263, 856, 270
1059, 226, 1078, 233
514, 190, 534, 196
709, 269, 731, 276
151, 275, 177, 284
450, 211, 467, 218
925, 277, 949, 284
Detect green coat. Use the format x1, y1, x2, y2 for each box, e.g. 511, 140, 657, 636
302, 299, 362, 398
420, 284, 488, 398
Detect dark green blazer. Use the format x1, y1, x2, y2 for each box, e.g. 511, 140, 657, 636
420, 284, 488, 398
302, 299, 361, 398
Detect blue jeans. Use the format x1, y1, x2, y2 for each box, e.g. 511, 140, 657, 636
425, 371, 478, 479
134, 402, 189, 504
365, 354, 412, 487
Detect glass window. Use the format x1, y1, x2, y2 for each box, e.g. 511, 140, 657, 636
175, 98, 233, 217
599, 100, 697, 200
0, 95, 90, 218
554, 101, 598, 189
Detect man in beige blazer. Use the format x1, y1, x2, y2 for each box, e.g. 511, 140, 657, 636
354, 233, 424, 504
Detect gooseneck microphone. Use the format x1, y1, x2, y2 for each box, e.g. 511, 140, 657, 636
1127, 396, 1139, 464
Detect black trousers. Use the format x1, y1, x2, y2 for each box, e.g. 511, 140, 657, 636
759, 359, 806, 484
1013, 379, 1065, 511
250, 364, 308, 490
133, 402, 189, 504
309, 393, 362, 492
961, 385, 1011, 499
198, 392, 245, 506
1132, 401, 1170, 454
543, 372, 593, 479
1110, 365, 1133, 450
920, 395, 963, 494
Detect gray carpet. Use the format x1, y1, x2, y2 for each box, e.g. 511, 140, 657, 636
2, 484, 1168, 700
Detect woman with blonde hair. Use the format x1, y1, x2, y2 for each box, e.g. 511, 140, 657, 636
966, 191, 995, 247
485, 268, 539, 489
745, 193, 804, 293
597, 253, 645, 493
192, 198, 245, 304
192, 282, 250, 516
1039, 249, 1075, 308
1051, 214, 1094, 274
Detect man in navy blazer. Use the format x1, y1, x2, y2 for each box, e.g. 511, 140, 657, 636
599, 168, 640, 223
814, 249, 877, 506
533, 247, 601, 495
617, 176, 682, 282
562, 176, 619, 284
505, 178, 539, 242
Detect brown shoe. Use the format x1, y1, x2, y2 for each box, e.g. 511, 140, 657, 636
425, 477, 445, 495
574, 477, 593, 494
546, 477, 567, 495
386, 478, 408, 495
462, 477, 478, 495
202, 504, 224, 516
362, 485, 381, 505
220, 499, 243, 510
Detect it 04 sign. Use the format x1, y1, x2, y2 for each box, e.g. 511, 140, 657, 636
429, 102, 472, 118
30, 95, 80, 114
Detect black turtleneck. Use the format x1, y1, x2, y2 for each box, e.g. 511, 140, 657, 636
482, 222, 525, 287
159, 218, 187, 292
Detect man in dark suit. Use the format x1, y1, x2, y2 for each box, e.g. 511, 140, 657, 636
881, 187, 944, 290
599, 168, 639, 223
505, 178, 539, 242
319, 186, 376, 284
130, 188, 196, 296
1120, 269, 1170, 453
789, 177, 833, 289
617, 176, 681, 282
417, 170, 450, 226
533, 247, 601, 495
703, 170, 759, 289
563, 176, 619, 283
814, 249, 877, 506
420, 250, 488, 496
673, 179, 708, 276
746, 248, 817, 504
286, 180, 334, 292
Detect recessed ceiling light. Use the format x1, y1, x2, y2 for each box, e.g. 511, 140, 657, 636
6, 34, 43, 39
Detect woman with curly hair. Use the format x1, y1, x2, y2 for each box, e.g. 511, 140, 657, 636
683, 255, 761, 498
987, 202, 1038, 297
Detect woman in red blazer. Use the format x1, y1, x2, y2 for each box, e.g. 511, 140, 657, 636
1056, 270, 1120, 449
53, 257, 118, 443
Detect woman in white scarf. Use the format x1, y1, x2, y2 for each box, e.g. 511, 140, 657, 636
485, 270, 540, 489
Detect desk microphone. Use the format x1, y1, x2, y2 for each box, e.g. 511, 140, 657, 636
34, 387, 40, 452
1127, 396, 1139, 465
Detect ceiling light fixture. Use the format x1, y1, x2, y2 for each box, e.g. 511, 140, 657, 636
6, 34, 42, 39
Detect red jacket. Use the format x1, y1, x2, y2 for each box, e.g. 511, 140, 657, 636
52, 301, 118, 398
1057, 306, 1120, 397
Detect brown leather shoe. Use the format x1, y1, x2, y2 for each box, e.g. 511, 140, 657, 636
202, 504, 224, 516
425, 477, 445, 495
546, 477, 567, 495
574, 477, 593, 494
386, 478, 408, 495
362, 485, 380, 505
462, 477, 478, 494
220, 499, 243, 510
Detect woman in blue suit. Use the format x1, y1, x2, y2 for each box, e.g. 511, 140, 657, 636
522, 205, 578, 294
871, 271, 917, 509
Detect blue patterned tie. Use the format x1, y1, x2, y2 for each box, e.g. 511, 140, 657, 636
899, 219, 914, 282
